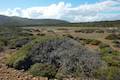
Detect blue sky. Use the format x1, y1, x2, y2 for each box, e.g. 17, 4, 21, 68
0, 0, 100, 9
0, 0, 120, 22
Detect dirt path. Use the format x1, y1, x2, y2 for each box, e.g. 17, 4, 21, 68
0, 49, 48, 80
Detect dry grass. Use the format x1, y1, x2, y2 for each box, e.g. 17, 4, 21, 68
23, 27, 120, 51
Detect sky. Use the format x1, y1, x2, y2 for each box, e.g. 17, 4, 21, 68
0, 0, 120, 22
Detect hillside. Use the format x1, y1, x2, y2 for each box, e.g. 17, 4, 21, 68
69, 20, 120, 27
0, 15, 120, 27
0, 15, 69, 27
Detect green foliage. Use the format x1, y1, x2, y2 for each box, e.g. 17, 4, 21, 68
9, 36, 34, 49
112, 40, 120, 48
100, 47, 113, 55
32, 36, 64, 44
0, 26, 31, 49
73, 65, 83, 77
105, 34, 120, 40
99, 43, 110, 49
82, 39, 101, 45
84, 39, 93, 44
0, 40, 4, 47
0, 38, 8, 46
6, 43, 32, 68
90, 40, 101, 45
64, 34, 74, 39
112, 40, 120, 44
6, 36, 64, 69
36, 33, 46, 36
102, 54, 120, 67
95, 67, 120, 80
99, 44, 120, 67
29, 63, 57, 78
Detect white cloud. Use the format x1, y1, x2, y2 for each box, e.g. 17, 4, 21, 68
0, 0, 120, 22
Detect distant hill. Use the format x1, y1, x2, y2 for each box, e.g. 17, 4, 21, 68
69, 20, 120, 27
0, 15, 69, 27
0, 15, 120, 27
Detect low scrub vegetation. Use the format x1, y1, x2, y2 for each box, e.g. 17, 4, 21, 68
81, 38, 101, 45
36, 33, 46, 36
29, 63, 57, 78
99, 43, 110, 49
6, 43, 33, 69
2, 26, 120, 80
90, 39, 101, 45
95, 67, 120, 80
105, 34, 120, 40
6, 37, 103, 79
112, 40, 120, 48
74, 29, 95, 33
95, 29, 104, 33
96, 42, 120, 80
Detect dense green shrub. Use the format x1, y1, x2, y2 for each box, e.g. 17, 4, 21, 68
6, 36, 64, 69
76, 29, 95, 33
0, 40, 4, 47
6, 43, 33, 69
113, 44, 120, 48
90, 40, 101, 45
100, 47, 114, 57
99, 43, 110, 49
112, 40, 120, 48
112, 40, 120, 44
36, 33, 46, 36
74, 30, 81, 33
29, 63, 57, 78
0, 38, 8, 46
64, 34, 74, 39
6, 37, 103, 79
18, 32, 33, 37
83, 39, 93, 44
29, 38, 103, 78
99, 43, 120, 67
9, 37, 32, 49
95, 67, 120, 80
82, 39, 101, 45
33, 29, 41, 32
102, 54, 120, 67
105, 34, 120, 40
47, 30, 54, 32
